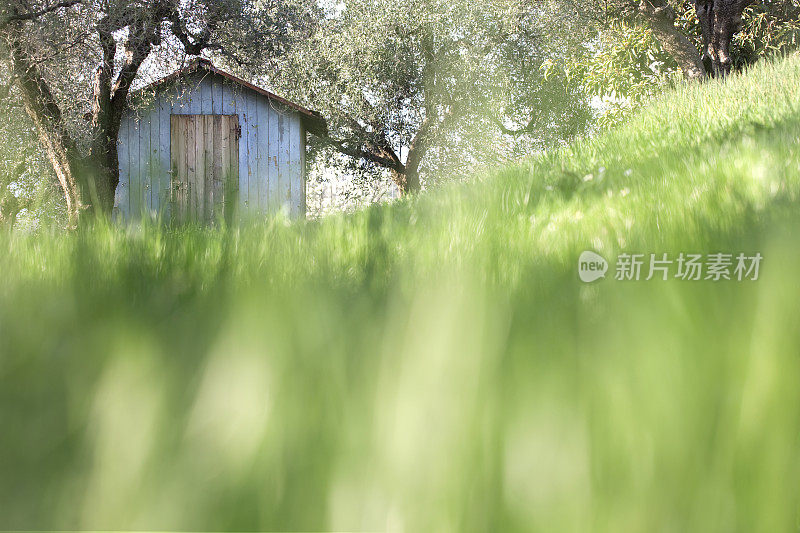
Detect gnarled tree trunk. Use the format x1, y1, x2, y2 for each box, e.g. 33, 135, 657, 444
8, 29, 87, 225
390, 115, 431, 195
640, 0, 706, 80
696, 0, 753, 77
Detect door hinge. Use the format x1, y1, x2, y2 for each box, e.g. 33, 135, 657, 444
235, 125, 242, 139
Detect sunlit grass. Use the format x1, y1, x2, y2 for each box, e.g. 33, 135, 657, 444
1, 53, 800, 531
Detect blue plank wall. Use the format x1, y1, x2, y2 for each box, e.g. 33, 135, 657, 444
115, 71, 307, 221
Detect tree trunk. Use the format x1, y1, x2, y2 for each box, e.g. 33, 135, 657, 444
84, 137, 120, 216
391, 166, 421, 196
402, 145, 423, 194
390, 153, 423, 196
7, 27, 118, 226
696, 0, 753, 77
9, 35, 84, 226
640, 0, 706, 80
391, 115, 433, 195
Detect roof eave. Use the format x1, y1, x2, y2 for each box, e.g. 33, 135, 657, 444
134, 58, 328, 137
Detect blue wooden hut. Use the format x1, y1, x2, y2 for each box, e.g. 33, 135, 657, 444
115, 59, 326, 222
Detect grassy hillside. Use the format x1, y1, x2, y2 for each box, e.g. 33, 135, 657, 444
2, 53, 800, 531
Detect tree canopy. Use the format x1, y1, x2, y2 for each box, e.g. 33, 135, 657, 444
259, 0, 592, 194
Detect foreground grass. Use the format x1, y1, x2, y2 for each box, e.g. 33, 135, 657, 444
2, 54, 800, 531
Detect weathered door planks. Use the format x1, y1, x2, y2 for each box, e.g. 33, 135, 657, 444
170, 114, 239, 223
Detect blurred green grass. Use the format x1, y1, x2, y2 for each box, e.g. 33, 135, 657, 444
2, 54, 800, 531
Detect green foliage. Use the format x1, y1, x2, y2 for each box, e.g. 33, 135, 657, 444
557, 21, 682, 129
571, 0, 800, 127
261, 0, 591, 188
2, 54, 800, 531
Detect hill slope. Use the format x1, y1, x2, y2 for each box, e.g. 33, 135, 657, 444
2, 54, 800, 532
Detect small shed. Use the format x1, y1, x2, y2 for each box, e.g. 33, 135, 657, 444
115, 58, 326, 222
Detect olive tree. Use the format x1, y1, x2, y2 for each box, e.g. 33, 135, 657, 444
262, 0, 591, 195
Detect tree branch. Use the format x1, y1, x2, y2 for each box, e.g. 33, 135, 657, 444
169, 10, 222, 56
322, 136, 405, 173
90, 16, 116, 128
639, 0, 705, 79
0, 0, 82, 29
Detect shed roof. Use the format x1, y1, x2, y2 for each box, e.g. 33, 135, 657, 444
137, 58, 327, 136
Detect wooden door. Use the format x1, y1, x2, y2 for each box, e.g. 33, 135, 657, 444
170, 114, 239, 223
